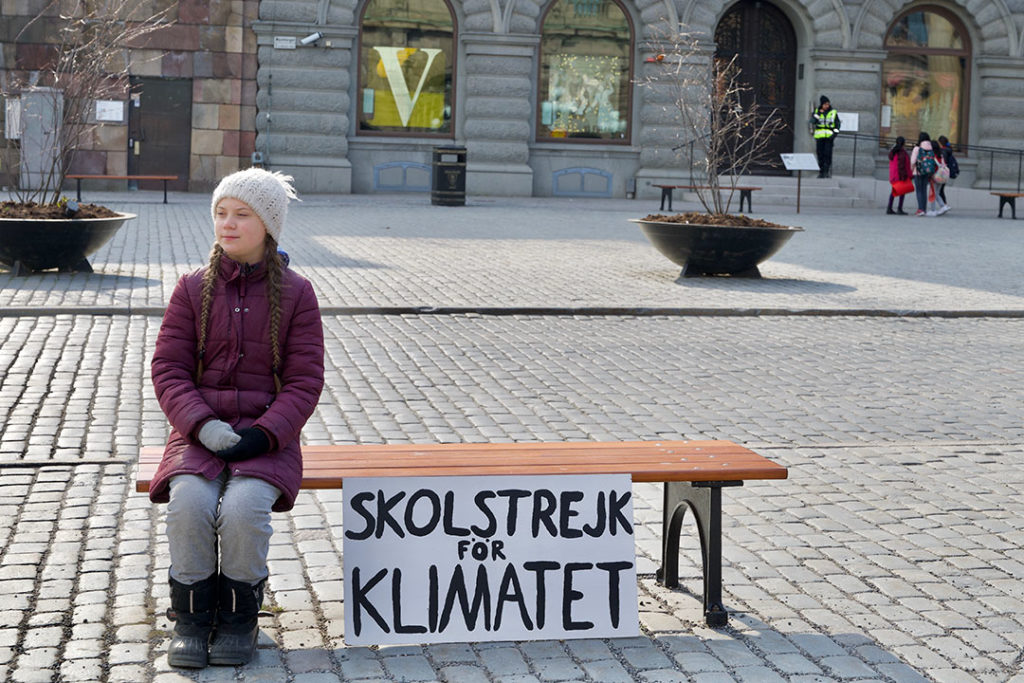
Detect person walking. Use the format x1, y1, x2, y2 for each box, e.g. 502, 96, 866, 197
148, 168, 325, 668
936, 135, 959, 208
811, 95, 841, 178
887, 136, 911, 215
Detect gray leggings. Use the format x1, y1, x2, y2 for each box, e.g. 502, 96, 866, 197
166, 472, 281, 585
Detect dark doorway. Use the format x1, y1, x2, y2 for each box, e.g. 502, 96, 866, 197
715, 0, 796, 175
128, 77, 191, 191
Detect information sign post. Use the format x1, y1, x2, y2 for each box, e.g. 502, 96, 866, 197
779, 153, 820, 213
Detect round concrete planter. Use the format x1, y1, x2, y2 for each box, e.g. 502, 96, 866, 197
631, 218, 803, 278
0, 213, 136, 274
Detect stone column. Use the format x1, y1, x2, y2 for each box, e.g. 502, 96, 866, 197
806, 49, 885, 179
461, 33, 536, 196
252, 22, 354, 193
975, 57, 1024, 189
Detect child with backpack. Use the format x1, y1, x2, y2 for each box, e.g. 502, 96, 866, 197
910, 132, 949, 216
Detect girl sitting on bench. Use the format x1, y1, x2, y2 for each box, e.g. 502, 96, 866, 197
148, 168, 325, 668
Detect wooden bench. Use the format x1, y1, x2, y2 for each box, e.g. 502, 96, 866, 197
137, 440, 787, 626
67, 174, 178, 204
654, 184, 762, 213
991, 191, 1024, 218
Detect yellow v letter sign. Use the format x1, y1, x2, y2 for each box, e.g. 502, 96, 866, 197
374, 47, 443, 127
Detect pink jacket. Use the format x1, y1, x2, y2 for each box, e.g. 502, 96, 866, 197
149, 257, 325, 511
889, 148, 911, 183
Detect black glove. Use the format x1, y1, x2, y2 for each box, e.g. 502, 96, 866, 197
216, 428, 271, 463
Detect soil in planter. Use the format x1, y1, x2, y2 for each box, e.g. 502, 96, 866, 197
0, 201, 118, 219
643, 212, 791, 229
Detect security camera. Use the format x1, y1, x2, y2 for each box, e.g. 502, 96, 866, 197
300, 32, 323, 46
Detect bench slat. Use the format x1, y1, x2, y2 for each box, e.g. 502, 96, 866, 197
136, 440, 786, 493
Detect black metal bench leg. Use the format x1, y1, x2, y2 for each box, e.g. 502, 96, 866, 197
739, 189, 751, 213
998, 196, 1015, 218
163, 179, 169, 204
658, 481, 741, 627
660, 187, 673, 211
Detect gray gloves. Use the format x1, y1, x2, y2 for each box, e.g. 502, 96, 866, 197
197, 419, 242, 452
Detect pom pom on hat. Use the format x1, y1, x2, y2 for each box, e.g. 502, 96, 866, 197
211, 168, 298, 243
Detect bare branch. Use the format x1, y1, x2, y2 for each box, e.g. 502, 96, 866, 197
637, 23, 787, 215
1, 0, 170, 204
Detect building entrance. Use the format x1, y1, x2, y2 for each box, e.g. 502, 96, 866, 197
714, 0, 796, 175
128, 77, 191, 191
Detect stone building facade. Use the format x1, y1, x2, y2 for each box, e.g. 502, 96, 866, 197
253, 0, 1024, 197
4, 0, 1024, 196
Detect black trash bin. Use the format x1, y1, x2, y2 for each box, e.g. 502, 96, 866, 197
431, 146, 466, 206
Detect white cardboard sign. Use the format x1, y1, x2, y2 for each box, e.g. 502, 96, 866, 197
343, 474, 639, 645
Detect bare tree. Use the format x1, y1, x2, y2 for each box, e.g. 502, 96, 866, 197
1, 0, 169, 206
638, 25, 787, 215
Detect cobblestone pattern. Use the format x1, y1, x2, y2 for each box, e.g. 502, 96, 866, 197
3, 194, 1024, 681
1, 313, 1023, 681
1, 195, 1023, 312
3, 443, 1024, 681
2, 315, 1021, 464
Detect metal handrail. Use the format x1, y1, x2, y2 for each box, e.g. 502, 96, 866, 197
834, 131, 1024, 192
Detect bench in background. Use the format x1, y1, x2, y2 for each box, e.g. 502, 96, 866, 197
67, 174, 178, 204
654, 184, 763, 213
137, 440, 787, 626
991, 191, 1024, 218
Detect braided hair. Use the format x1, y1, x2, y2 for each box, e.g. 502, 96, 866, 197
195, 235, 284, 392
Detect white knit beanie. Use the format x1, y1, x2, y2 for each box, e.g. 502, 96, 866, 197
211, 168, 298, 243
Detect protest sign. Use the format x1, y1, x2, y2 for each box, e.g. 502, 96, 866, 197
343, 473, 639, 645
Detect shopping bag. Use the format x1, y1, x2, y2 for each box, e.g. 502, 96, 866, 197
891, 179, 913, 196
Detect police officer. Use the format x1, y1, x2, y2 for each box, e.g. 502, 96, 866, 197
811, 95, 840, 178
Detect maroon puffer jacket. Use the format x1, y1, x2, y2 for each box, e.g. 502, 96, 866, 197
149, 256, 324, 511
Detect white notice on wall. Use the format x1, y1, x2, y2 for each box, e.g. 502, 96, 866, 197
343, 474, 639, 645
841, 112, 859, 132
95, 100, 123, 122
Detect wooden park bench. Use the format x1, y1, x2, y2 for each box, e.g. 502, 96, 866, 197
654, 184, 762, 213
137, 440, 787, 626
991, 191, 1024, 218
67, 174, 178, 204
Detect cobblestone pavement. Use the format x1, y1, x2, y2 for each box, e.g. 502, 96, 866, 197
1, 192, 1023, 682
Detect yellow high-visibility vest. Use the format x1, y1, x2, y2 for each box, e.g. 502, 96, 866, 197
813, 108, 839, 139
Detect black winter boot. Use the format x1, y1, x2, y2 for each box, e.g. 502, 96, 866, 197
208, 574, 265, 666
167, 574, 217, 668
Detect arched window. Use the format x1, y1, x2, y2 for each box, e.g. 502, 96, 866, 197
881, 6, 969, 145
537, 0, 633, 142
358, 0, 455, 135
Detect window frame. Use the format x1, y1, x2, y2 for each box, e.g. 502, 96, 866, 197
535, 0, 635, 145
881, 4, 971, 149
356, 0, 458, 139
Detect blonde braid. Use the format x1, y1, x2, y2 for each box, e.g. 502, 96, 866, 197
265, 238, 284, 392
195, 244, 224, 384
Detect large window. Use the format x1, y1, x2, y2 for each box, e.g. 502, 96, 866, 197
881, 6, 969, 145
358, 0, 454, 135
537, 0, 632, 142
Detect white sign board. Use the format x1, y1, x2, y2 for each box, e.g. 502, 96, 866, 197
343, 474, 639, 645
840, 112, 858, 132
274, 36, 297, 50
4, 98, 21, 139
780, 153, 820, 171
95, 100, 124, 122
